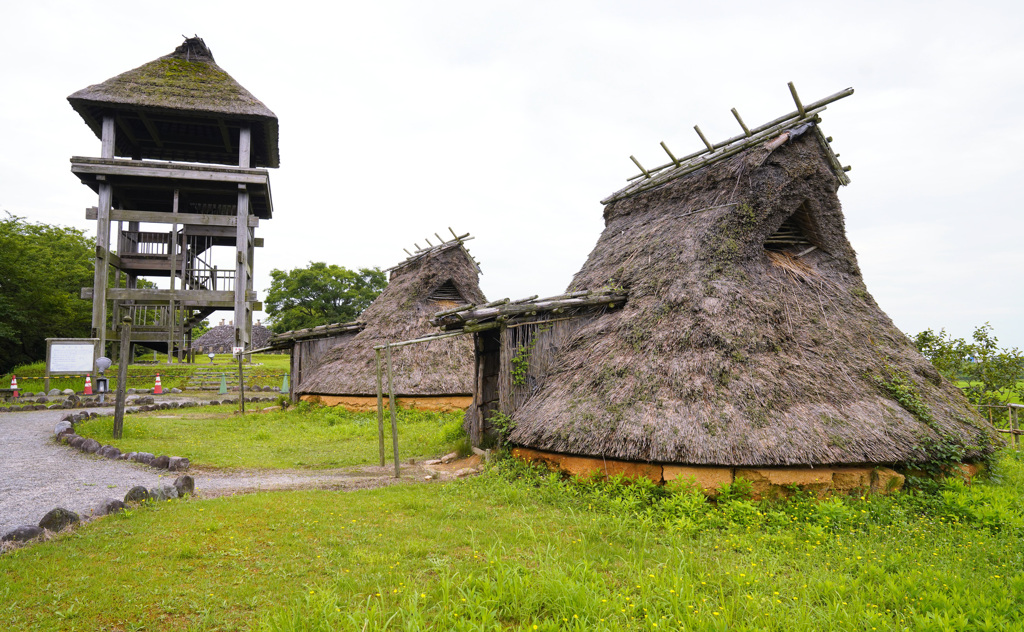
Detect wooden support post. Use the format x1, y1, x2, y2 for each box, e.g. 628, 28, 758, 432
376, 348, 386, 466
101, 116, 116, 159
168, 189, 179, 364
235, 126, 252, 352
386, 343, 400, 478
92, 179, 112, 354
113, 317, 131, 439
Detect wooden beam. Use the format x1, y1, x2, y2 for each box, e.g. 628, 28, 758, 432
114, 114, 140, 155
137, 111, 164, 148
108, 209, 259, 227
217, 118, 233, 154
105, 288, 256, 302
96, 246, 121, 269
71, 162, 268, 185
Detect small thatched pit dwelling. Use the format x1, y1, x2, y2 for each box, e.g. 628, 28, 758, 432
296, 233, 486, 412
265, 321, 365, 398
434, 88, 1000, 498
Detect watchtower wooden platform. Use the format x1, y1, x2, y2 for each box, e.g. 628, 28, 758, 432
68, 37, 277, 361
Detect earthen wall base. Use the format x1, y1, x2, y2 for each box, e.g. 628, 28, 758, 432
301, 394, 472, 413
510, 447, 954, 498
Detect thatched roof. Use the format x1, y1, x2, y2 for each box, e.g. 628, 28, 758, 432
68, 37, 279, 168
298, 239, 486, 397
502, 122, 998, 467
192, 323, 271, 352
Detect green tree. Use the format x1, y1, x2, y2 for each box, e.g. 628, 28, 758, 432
0, 213, 95, 373
264, 263, 386, 333
912, 324, 1024, 425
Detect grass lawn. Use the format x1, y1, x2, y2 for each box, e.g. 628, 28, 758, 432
75, 403, 468, 469
2, 449, 1022, 631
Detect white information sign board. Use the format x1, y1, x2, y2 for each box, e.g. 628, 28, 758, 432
45, 338, 100, 376
49, 344, 96, 372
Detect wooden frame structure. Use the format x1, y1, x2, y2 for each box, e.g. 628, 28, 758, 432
69, 37, 277, 361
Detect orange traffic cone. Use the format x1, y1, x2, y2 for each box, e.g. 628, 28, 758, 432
10, 375, 18, 398
84, 374, 93, 395
154, 373, 163, 395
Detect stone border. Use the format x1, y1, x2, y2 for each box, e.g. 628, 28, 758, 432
0, 389, 281, 413
0, 476, 195, 554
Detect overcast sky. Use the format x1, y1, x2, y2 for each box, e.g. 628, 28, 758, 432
2, 1, 1021, 349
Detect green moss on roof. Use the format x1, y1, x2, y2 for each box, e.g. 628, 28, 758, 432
68, 45, 276, 119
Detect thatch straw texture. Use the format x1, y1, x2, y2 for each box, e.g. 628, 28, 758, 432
298, 244, 486, 397
68, 37, 279, 167
508, 125, 998, 467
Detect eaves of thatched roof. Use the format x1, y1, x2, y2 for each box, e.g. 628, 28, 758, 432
505, 118, 999, 468
68, 37, 279, 168
297, 238, 487, 397
266, 321, 365, 351
432, 290, 627, 333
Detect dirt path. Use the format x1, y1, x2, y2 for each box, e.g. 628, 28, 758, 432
0, 407, 428, 535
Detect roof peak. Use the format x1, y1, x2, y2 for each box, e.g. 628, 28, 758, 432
168, 36, 215, 62
603, 83, 853, 205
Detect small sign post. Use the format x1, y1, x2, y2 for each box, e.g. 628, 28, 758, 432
113, 318, 132, 439
234, 346, 245, 414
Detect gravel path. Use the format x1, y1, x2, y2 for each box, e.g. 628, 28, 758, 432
0, 407, 428, 535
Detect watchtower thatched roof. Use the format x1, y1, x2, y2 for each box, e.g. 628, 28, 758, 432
68, 36, 279, 167
297, 236, 486, 397
496, 110, 997, 467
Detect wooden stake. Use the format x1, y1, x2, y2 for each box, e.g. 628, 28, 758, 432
694, 125, 715, 152
731, 108, 751, 137
629, 155, 651, 179
113, 317, 132, 439
660, 141, 680, 167
386, 344, 400, 478
376, 348, 385, 466
788, 82, 806, 117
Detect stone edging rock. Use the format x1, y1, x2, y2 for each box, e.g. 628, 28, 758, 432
54, 415, 192, 472
0, 475, 195, 554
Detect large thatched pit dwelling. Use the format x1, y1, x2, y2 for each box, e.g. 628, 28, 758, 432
292, 234, 486, 412
433, 89, 1000, 496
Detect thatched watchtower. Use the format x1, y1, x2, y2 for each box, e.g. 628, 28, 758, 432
435, 87, 1000, 495
69, 37, 277, 361
295, 233, 486, 411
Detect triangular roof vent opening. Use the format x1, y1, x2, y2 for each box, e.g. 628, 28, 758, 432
764, 203, 822, 257
429, 280, 467, 306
